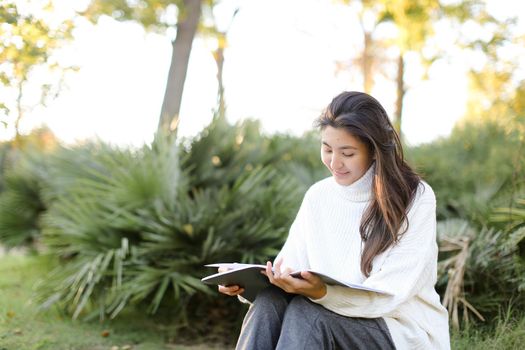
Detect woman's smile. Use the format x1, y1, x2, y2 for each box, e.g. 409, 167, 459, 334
333, 169, 350, 177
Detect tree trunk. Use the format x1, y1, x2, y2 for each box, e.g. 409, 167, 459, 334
213, 33, 226, 118
14, 81, 24, 141
394, 53, 405, 139
363, 30, 373, 94
158, 0, 202, 133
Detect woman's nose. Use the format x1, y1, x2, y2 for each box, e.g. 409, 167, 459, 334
331, 155, 343, 169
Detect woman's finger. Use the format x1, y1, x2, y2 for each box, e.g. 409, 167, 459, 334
265, 261, 275, 283
218, 284, 244, 296
274, 258, 283, 277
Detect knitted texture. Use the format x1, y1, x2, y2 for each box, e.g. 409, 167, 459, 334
276, 165, 450, 350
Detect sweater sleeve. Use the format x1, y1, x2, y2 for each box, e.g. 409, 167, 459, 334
311, 185, 438, 318
274, 191, 311, 271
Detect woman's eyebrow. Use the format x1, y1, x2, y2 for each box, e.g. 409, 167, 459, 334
322, 141, 358, 150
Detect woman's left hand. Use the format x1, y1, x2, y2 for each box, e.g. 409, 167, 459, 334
263, 259, 327, 300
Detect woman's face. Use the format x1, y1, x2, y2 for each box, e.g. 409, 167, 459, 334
321, 126, 373, 186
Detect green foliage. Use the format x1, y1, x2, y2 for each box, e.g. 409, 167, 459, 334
0, 147, 49, 248
451, 308, 525, 350
438, 219, 524, 320
39, 134, 184, 319
0, 141, 12, 191
0, 0, 76, 133
0, 128, 94, 249
32, 118, 318, 325
408, 106, 525, 328
380, 0, 441, 52
492, 195, 525, 292
492, 196, 525, 232
81, 0, 220, 34
407, 119, 524, 226
82, 0, 184, 32
181, 116, 327, 192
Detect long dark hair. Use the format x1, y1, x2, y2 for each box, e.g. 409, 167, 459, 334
315, 91, 420, 277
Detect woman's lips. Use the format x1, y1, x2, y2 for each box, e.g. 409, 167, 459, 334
333, 170, 350, 177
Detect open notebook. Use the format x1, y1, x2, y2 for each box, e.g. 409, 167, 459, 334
201, 263, 392, 303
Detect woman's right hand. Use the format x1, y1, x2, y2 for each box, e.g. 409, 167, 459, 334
217, 266, 245, 296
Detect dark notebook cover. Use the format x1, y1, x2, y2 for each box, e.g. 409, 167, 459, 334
201, 264, 269, 302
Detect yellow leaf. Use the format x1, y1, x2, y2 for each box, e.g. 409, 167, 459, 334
183, 224, 194, 236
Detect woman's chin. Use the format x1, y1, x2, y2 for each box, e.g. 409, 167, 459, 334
333, 174, 354, 186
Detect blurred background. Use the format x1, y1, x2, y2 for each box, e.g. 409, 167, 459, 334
0, 0, 524, 349
2, 0, 523, 146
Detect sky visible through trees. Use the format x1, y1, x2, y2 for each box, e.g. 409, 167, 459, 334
1, 0, 523, 147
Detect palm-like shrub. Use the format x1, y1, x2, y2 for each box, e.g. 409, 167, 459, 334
0, 141, 12, 192
0, 141, 141, 250
492, 195, 525, 231
0, 147, 49, 248
409, 115, 525, 329
39, 134, 181, 318
269, 131, 329, 187
408, 120, 524, 227
181, 115, 327, 191
38, 120, 307, 324
437, 218, 525, 329
492, 195, 525, 291
0, 128, 64, 248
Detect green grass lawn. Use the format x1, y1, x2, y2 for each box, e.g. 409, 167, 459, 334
0, 253, 231, 350
1, 253, 524, 350
450, 312, 525, 350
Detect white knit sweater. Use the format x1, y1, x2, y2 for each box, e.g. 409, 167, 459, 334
276, 165, 450, 350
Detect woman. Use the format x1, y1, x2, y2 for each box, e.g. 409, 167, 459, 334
219, 91, 450, 350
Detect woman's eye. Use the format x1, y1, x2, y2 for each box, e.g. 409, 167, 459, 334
324, 149, 332, 153
343, 153, 355, 157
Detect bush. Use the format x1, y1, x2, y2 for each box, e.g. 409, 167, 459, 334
0, 147, 49, 249
437, 217, 525, 329
407, 120, 524, 227
180, 115, 327, 192
0, 141, 12, 191
0, 127, 62, 249
36, 118, 316, 328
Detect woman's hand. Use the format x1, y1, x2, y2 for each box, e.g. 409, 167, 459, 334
263, 259, 327, 300
217, 266, 245, 297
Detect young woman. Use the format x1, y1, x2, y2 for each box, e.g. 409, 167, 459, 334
219, 91, 450, 350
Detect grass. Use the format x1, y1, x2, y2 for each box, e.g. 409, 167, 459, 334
0, 253, 232, 350
451, 311, 525, 350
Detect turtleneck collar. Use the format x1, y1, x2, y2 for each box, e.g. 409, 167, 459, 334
332, 162, 375, 202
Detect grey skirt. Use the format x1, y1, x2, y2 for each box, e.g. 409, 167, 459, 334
236, 286, 396, 350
